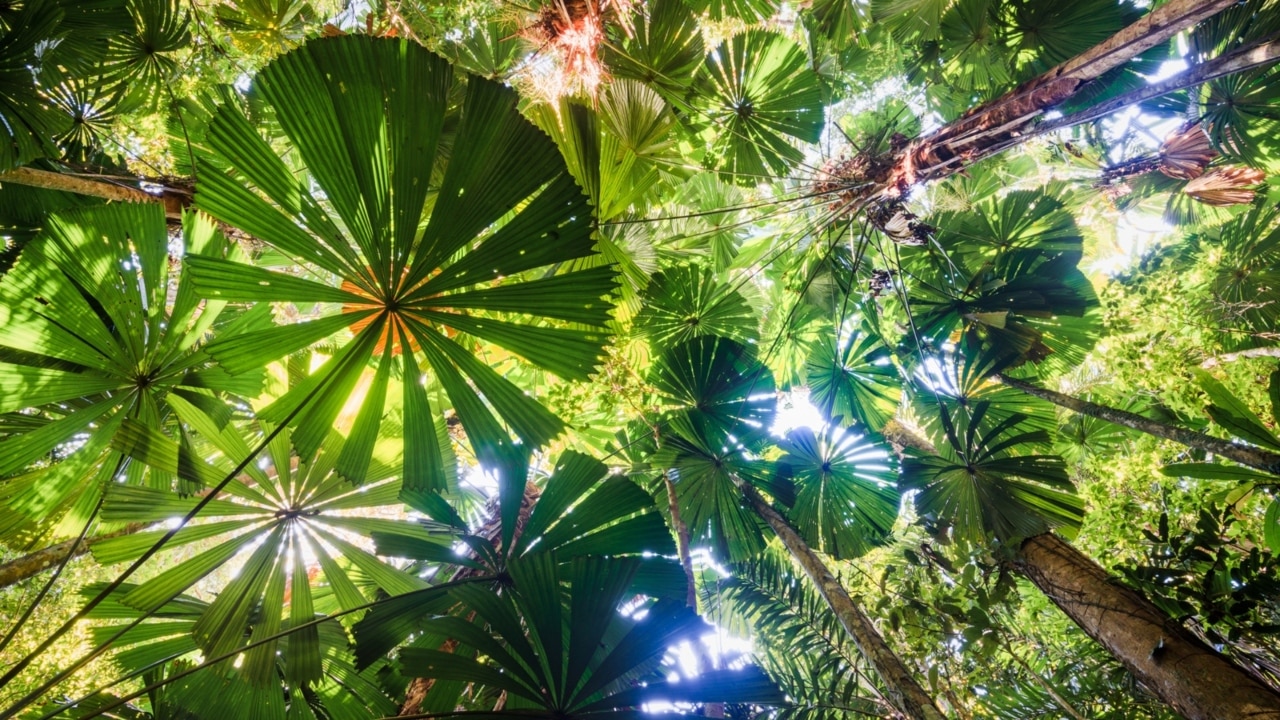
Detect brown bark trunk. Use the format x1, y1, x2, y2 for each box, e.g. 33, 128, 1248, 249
995, 373, 1280, 474
1016, 533, 1280, 720
665, 474, 699, 610
1200, 346, 1280, 369
738, 484, 946, 720
876, 0, 1238, 196
0, 167, 188, 220
0, 524, 145, 591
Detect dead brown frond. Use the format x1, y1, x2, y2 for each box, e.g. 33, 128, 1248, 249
1183, 166, 1266, 207
1158, 123, 1216, 180
520, 0, 634, 102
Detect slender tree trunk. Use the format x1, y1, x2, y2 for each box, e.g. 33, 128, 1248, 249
0, 525, 144, 591
665, 474, 699, 610
1016, 532, 1280, 720
995, 373, 1280, 474
738, 483, 946, 720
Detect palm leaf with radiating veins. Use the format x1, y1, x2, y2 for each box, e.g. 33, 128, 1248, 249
805, 324, 902, 432
634, 264, 759, 348
68, 593, 401, 719
775, 425, 899, 560
695, 30, 825, 184
905, 245, 1100, 375
355, 449, 685, 667
900, 401, 1084, 544
604, 0, 704, 102
187, 36, 619, 488
102, 407, 432, 688
907, 343, 1058, 442
0, 204, 260, 545
649, 335, 778, 450
391, 554, 784, 719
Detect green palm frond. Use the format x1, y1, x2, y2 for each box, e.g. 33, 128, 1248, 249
634, 264, 759, 347
695, 31, 824, 184
649, 335, 777, 449
71, 592, 399, 719
718, 547, 892, 720
356, 449, 683, 666
604, 0, 704, 101
775, 425, 899, 560
0, 204, 258, 543
0, 1, 71, 169
901, 401, 1083, 543
103, 411, 428, 686
930, 186, 1085, 262
396, 553, 784, 718
906, 245, 1100, 374
215, 0, 316, 56
805, 325, 902, 432
189, 36, 618, 486
102, 0, 191, 108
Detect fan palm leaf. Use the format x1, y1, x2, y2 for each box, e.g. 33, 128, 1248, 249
395, 553, 784, 719
102, 410, 430, 686
775, 425, 899, 560
900, 402, 1084, 543
187, 36, 618, 487
695, 31, 824, 184
634, 264, 759, 347
0, 204, 258, 543
805, 324, 902, 432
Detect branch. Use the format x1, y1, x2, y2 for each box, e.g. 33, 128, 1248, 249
0, 167, 189, 220
1200, 346, 1280, 369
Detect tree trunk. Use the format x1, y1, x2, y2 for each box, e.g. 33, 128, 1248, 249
995, 372, 1280, 474
0, 524, 144, 591
1016, 532, 1280, 720
738, 483, 946, 720
665, 474, 699, 610
874, 0, 1238, 197
0, 167, 188, 220
1200, 346, 1280, 369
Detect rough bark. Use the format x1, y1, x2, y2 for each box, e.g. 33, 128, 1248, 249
1016, 533, 1280, 720
664, 474, 699, 610
0, 525, 144, 591
1040, 39, 1280, 138
0, 167, 188, 220
738, 483, 946, 720
995, 373, 1280, 474
872, 0, 1238, 197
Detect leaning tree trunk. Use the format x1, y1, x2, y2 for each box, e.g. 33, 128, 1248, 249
738, 484, 946, 720
0, 524, 145, 591
876, 0, 1239, 196
1016, 533, 1280, 720
995, 373, 1280, 474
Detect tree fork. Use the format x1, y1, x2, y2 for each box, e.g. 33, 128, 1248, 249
738, 483, 947, 720
995, 372, 1280, 474
1016, 532, 1280, 720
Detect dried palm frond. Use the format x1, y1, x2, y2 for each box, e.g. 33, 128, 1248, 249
1183, 166, 1266, 207
1158, 123, 1216, 180
521, 0, 634, 101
